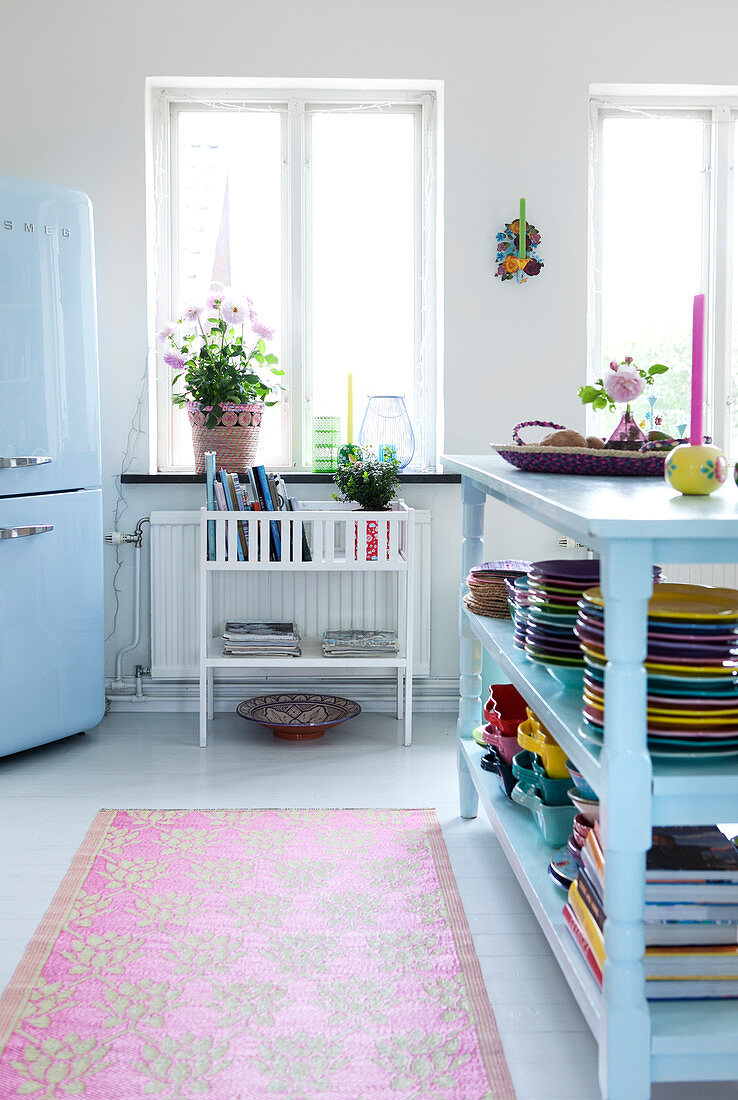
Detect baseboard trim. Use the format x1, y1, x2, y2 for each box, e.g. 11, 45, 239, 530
105, 676, 460, 714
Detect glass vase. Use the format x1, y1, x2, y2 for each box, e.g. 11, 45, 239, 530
357, 395, 415, 469
604, 406, 647, 451
312, 416, 340, 472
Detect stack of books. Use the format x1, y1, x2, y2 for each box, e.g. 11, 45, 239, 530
222, 621, 301, 658
204, 453, 311, 562
564, 824, 738, 999
321, 630, 399, 657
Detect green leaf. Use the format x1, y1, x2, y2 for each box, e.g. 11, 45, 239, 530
648, 362, 669, 375
578, 386, 599, 403
264, 354, 278, 364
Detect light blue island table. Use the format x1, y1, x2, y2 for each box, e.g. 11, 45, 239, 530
441, 453, 738, 1100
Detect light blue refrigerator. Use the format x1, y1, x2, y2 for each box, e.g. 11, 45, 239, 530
0, 177, 104, 756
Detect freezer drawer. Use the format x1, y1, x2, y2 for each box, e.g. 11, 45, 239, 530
0, 488, 104, 755
0, 177, 101, 496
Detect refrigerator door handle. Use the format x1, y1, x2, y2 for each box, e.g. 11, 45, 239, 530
0, 524, 54, 539
0, 456, 53, 469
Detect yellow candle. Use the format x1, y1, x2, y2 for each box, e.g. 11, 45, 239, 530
347, 373, 354, 444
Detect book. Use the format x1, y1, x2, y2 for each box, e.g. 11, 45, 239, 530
218, 470, 246, 561
645, 944, 738, 980
287, 497, 312, 562
644, 902, 738, 922
213, 481, 228, 511
646, 882, 738, 903
644, 922, 738, 947
646, 978, 738, 1000
205, 451, 216, 560
577, 868, 605, 933
253, 464, 282, 561
580, 840, 604, 900
568, 879, 605, 968
563, 903, 603, 988
648, 827, 738, 882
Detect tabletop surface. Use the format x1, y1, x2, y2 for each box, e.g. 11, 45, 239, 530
440, 453, 738, 540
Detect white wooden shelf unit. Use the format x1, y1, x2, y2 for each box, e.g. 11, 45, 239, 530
198, 501, 414, 747
441, 453, 738, 1100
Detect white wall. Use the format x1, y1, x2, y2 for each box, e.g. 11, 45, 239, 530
2, 0, 737, 689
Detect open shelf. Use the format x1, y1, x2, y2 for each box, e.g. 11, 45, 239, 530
460, 737, 603, 1030
463, 737, 738, 1081
465, 606, 738, 824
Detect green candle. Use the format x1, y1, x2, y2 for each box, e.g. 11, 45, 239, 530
519, 197, 526, 260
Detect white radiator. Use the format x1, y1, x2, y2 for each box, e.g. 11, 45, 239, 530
149, 509, 431, 679
664, 563, 738, 587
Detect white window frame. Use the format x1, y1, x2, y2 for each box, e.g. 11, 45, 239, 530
146, 79, 442, 473
588, 91, 738, 450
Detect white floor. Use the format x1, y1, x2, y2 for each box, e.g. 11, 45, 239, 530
0, 711, 735, 1100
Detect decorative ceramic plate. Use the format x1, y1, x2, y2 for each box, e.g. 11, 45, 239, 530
236, 693, 361, 740
579, 644, 738, 676
582, 583, 738, 621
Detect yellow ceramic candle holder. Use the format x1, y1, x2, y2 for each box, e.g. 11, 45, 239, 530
665, 443, 728, 496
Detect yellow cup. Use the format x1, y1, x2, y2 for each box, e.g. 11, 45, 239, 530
665, 443, 728, 496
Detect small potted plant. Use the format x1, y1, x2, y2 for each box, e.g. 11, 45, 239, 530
333, 456, 400, 561
578, 356, 668, 450
159, 285, 285, 472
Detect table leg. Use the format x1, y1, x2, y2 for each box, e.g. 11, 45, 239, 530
599, 539, 653, 1100
457, 477, 485, 742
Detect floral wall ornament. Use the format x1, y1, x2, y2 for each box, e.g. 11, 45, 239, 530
494, 197, 544, 283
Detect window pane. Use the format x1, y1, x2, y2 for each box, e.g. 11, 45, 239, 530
597, 116, 705, 441
172, 110, 285, 466
309, 110, 416, 455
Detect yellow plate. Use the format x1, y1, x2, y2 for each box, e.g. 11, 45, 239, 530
582, 687, 738, 721
582, 582, 738, 621
579, 643, 738, 676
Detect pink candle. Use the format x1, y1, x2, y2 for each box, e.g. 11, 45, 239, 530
690, 293, 705, 445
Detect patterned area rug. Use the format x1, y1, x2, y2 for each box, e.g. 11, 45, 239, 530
0, 808, 514, 1099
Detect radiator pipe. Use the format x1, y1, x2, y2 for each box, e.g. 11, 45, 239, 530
110, 517, 150, 691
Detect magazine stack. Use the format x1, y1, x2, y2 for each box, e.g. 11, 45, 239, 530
222, 621, 301, 658
565, 824, 738, 999
321, 630, 399, 658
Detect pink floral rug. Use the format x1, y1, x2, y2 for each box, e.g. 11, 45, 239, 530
0, 809, 514, 1099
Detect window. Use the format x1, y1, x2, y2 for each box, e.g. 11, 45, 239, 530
589, 94, 738, 454
148, 83, 440, 471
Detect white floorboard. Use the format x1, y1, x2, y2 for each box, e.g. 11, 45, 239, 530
0, 711, 734, 1099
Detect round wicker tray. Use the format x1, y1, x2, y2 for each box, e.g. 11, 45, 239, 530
492, 443, 667, 477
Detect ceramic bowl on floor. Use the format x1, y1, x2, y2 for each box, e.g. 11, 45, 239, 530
236, 693, 361, 740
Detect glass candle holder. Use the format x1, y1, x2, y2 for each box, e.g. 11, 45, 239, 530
312, 416, 340, 472
357, 396, 415, 469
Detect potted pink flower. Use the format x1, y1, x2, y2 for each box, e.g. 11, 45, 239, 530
159, 286, 285, 472
578, 356, 668, 450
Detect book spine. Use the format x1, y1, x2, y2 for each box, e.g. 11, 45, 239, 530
578, 869, 606, 932
254, 464, 282, 561
219, 470, 244, 562
213, 481, 228, 511
205, 451, 216, 561
231, 474, 250, 558
568, 880, 606, 968
563, 904, 603, 988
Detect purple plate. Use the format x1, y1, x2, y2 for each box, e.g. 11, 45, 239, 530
530, 560, 602, 583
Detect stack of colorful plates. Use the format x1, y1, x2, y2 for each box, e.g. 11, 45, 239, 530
524, 560, 603, 685
505, 576, 531, 647
463, 559, 531, 620
576, 583, 738, 757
